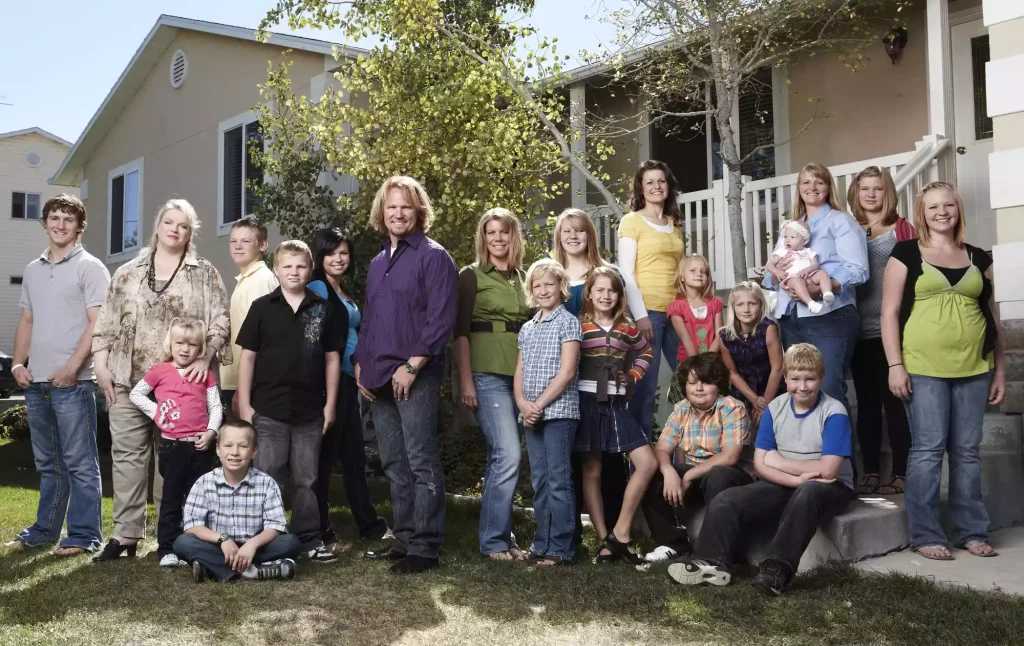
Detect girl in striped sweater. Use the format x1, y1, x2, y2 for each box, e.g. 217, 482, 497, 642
576, 267, 659, 564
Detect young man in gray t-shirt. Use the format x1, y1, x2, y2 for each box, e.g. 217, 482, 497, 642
5, 195, 111, 556
667, 343, 855, 596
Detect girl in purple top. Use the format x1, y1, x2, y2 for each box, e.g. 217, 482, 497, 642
718, 283, 783, 426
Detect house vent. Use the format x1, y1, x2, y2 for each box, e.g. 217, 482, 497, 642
25, 151, 41, 167
170, 49, 188, 89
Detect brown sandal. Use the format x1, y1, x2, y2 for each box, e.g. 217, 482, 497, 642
52, 546, 87, 557
856, 474, 880, 495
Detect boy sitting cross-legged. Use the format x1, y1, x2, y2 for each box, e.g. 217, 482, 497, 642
667, 343, 855, 596
173, 420, 301, 583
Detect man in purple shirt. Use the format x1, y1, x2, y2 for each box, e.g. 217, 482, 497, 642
353, 175, 458, 574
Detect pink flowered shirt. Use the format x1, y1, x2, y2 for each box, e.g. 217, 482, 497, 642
129, 362, 222, 438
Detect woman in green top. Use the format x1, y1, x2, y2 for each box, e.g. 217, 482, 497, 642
881, 182, 1005, 561
455, 208, 532, 561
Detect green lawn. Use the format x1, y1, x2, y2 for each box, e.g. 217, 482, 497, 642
1, 438, 1023, 646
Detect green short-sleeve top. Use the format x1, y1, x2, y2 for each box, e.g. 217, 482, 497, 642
455, 263, 533, 376
891, 241, 995, 378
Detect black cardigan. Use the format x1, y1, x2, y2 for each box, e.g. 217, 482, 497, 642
889, 240, 996, 357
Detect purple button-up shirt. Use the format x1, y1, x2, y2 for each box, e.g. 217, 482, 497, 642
353, 229, 458, 389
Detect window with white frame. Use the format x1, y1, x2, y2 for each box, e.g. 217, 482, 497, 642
218, 112, 263, 233
108, 158, 143, 258
11, 192, 41, 220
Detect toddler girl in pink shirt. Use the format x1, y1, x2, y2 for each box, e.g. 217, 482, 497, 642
130, 318, 222, 567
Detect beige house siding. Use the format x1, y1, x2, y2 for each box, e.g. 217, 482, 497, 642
784, 6, 930, 173
0, 133, 74, 353
79, 30, 326, 284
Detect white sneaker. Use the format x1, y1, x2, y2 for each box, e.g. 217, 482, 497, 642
822, 291, 835, 306
159, 553, 185, 568
667, 558, 732, 586
644, 545, 679, 563
807, 300, 823, 314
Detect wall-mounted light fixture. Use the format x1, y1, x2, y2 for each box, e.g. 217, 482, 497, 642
883, 27, 909, 65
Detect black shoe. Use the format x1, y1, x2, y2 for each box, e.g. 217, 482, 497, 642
751, 560, 791, 597
258, 558, 296, 581
390, 554, 439, 574
603, 533, 644, 565
192, 560, 209, 583
364, 546, 407, 561
92, 539, 138, 562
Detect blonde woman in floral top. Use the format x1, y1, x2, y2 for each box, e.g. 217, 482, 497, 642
92, 198, 231, 562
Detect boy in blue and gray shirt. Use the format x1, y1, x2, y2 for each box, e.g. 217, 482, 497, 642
667, 343, 855, 596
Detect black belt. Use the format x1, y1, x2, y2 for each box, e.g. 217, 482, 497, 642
470, 320, 529, 334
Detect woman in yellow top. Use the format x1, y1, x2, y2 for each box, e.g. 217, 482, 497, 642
618, 160, 685, 439
881, 182, 1005, 561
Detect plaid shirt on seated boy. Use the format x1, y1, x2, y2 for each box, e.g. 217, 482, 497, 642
173, 420, 301, 583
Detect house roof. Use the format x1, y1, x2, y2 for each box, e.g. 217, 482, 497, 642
50, 14, 366, 186
0, 127, 72, 148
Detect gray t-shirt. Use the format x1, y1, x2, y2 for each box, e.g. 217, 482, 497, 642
856, 230, 896, 339
19, 245, 111, 382
756, 392, 854, 489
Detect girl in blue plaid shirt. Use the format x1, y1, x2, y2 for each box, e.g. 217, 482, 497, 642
515, 258, 582, 566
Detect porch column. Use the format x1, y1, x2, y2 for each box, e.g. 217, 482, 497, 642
926, 0, 957, 182
570, 81, 587, 209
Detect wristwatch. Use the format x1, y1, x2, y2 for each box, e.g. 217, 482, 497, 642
217, 532, 230, 545
404, 361, 418, 375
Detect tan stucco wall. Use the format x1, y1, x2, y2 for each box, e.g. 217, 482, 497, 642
0, 134, 74, 353
785, 6, 929, 172
79, 30, 326, 281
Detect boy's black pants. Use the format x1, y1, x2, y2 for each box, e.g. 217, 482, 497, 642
694, 480, 855, 577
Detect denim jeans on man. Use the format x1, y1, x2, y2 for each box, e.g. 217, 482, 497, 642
904, 372, 992, 549
778, 305, 859, 407
19, 381, 103, 551
371, 367, 446, 559
173, 532, 301, 582
694, 479, 854, 576
628, 310, 680, 440
473, 372, 522, 555
525, 417, 576, 561
253, 414, 324, 550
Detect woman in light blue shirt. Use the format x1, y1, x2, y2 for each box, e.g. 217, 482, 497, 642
309, 228, 389, 550
763, 163, 869, 405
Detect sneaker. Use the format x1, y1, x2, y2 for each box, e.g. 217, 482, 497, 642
159, 553, 184, 568
258, 558, 296, 581
644, 545, 680, 563
192, 560, 209, 583
306, 545, 339, 564
751, 560, 791, 597
666, 558, 732, 586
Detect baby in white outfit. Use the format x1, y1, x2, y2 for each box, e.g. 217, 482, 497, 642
765, 220, 834, 313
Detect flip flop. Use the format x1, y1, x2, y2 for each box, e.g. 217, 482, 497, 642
913, 545, 954, 561
963, 540, 999, 558
52, 546, 88, 557
876, 475, 905, 496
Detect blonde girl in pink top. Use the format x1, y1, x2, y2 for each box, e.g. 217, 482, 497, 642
129, 319, 222, 567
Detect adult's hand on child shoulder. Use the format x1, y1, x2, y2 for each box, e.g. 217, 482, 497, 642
184, 357, 211, 384
239, 404, 255, 425
196, 430, 217, 451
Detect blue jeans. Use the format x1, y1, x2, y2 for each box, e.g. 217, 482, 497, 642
778, 304, 859, 407
473, 372, 522, 555
173, 532, 301, 583
525, 417, 576, 561
628, 310, 679, 440
904, 372, 992, 549
18, 381, 102, 551
371, 368, 446, 559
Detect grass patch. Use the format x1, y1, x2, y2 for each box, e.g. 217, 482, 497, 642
1, 439, 1023, 645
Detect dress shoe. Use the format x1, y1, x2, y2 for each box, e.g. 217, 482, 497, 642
364, 546, 407, 561
92, 538, 138, 562
390, 555, 439, 574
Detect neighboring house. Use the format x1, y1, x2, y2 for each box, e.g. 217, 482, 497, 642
50, 14, 362, 285
563, 0, 1004, 289
0, 128, 75, 353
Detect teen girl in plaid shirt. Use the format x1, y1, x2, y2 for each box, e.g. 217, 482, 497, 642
515, 259, 582, 566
